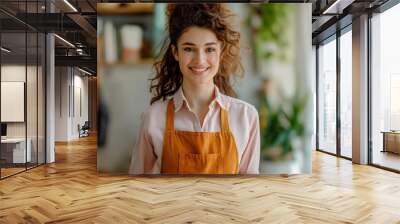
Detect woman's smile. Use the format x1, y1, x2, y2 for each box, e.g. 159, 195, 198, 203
189, 66, 210, 75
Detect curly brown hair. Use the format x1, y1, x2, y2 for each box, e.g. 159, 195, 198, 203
149, 3, 243, 104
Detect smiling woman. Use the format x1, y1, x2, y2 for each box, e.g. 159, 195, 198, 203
172, 27, 222, 86
129, 3, 260, 175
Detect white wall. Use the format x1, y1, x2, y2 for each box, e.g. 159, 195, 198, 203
1, 66, 26, 131
1, 65, 25, 124
98, 65, 153, 172
72, 73, 89, 138
55, 67, 68, 141
1, 65, 38, 137
1, 64, 46, 164
1, 65, 26, 81
55, 67, 89, 141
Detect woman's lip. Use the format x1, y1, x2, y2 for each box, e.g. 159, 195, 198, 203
190, 67, 209, 72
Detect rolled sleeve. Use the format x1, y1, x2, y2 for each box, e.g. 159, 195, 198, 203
129, 112, 156, 174
238, 107, 260, 174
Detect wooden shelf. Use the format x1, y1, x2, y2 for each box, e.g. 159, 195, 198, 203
97, 3, 154, 14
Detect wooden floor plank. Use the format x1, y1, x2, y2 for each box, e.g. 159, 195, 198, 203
0, 135, 400, 223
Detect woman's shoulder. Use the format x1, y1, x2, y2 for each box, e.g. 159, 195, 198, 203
143, 99, 169, 118
139, 99, 169, 134
222, 95, 259, 117
138, 99, 169, 126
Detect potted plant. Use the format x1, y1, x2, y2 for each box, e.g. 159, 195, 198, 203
258, 85, 307, 161
248, 3, 291, 76
249, 4, 307, 161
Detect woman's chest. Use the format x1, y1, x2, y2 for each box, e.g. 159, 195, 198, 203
149, 111, 250, 161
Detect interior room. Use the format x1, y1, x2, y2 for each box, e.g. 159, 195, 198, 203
370, 3, 400, 171
0, 1, 399, 223
0, 18, 46, 177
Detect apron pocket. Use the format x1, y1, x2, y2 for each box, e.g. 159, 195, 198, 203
178, 153, 219, 174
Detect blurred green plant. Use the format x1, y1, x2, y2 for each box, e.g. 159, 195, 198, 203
249, 4, 303, 160
248, 4, 291, 61
259, 92, 307, 161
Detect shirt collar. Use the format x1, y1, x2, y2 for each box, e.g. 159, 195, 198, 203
173, 85, 226, 112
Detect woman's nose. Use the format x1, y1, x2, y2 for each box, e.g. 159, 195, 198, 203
193, 50, 207, 63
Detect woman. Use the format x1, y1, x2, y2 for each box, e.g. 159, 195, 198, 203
129, 3, 260, 174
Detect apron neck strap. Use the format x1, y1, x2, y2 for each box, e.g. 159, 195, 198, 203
166, 99, 175, 132
167, 98, 230, 132
220, 107, 230, 132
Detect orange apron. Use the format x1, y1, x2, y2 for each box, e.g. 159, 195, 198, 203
161, 99, 239, 174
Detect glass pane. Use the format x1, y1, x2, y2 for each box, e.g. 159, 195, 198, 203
27, 0, 39, 169
1, 30, 27, 177
27, 31, 38, 169
0, 1, 46, 178
312, 46, 317, 151
38, 33, 45, 165
318, 37, 337, 154
371, 4, 400, 171
340, 30, 352, 158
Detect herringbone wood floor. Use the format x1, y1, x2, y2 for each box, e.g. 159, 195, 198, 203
1, 135, 400, 223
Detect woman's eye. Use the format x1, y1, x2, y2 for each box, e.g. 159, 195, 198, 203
206, 48, 216, 53
183, 47, 193, 52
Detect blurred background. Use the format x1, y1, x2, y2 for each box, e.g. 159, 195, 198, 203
97, 3, 313, 174
0, 0, 398, 179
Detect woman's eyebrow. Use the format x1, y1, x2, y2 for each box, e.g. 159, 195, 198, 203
181, 42, 195, 46
181, 42, 217, 46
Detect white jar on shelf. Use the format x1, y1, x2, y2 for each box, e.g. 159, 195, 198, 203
120, 25, 143, 63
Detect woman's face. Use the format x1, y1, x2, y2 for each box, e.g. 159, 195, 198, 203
172, 26, 222, 86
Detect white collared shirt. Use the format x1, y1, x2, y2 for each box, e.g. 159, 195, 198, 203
129, 86, 260, 174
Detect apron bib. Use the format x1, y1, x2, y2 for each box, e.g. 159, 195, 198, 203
161, 99, 238, 174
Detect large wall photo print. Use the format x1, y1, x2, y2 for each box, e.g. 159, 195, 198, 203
97, 3, 313, 175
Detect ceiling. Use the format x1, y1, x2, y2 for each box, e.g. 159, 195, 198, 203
0, 0, 97, 75
0, 0, 395, 74
311, 0, 390, 43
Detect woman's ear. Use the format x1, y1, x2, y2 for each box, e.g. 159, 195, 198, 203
171, 45, 179, 61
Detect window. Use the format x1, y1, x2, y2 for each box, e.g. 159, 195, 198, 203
0, 1, 47, 179
371, 2, 400, 171
340, 29, 352, 158
317, 37, 337, 154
